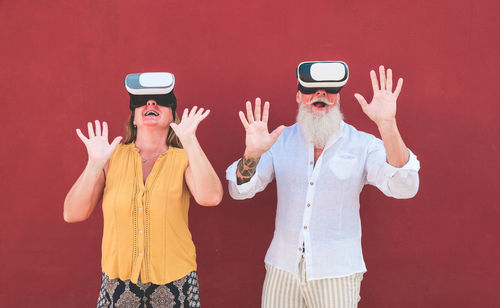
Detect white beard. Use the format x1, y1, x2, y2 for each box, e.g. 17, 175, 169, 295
296, 99, 343, 148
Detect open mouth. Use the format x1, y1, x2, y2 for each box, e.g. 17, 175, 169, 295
144, 110, 159, 116
312, 101, 327, 108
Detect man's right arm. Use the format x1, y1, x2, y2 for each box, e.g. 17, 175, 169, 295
226, 98, 284, 199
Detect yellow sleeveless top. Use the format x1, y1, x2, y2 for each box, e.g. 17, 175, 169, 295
101, 143, 196, 285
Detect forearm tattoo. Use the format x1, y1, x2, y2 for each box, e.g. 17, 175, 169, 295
236, 156, 261, 185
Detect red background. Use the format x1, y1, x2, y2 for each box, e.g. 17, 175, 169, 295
1, 0, 499, 307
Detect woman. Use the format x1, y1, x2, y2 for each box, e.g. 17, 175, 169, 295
64, 72, 223, 307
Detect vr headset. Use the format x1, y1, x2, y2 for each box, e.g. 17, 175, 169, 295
297, 61, 349, 94
125, 72, 177, 112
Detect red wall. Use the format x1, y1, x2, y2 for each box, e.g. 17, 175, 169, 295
1, 0, 499, 307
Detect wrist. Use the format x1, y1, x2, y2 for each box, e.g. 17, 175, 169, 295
86, 160, 105, 174
244, 148, 263, 159
376, 118, 397, 130
179, 134, 197, 147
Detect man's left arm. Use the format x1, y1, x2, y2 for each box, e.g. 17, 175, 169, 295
355, 65, 420, 198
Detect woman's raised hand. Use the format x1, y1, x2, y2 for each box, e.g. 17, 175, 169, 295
76, 120, 122, 168
239, 98, 285, 158
170, 106, 210, 142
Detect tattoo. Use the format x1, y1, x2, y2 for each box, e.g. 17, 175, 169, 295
236, 156, 261, 185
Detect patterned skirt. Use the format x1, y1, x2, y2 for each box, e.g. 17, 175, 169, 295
97, 271, 201, 308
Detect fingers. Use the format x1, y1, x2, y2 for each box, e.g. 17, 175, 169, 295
379, 66, 386, 90
110, 136, 123, 151
95, 120, 101, 136
394, 78, 403, 98
87, 122, 95, 138
199, 109, 210, 121
386, 68, 393, 92
194, 109, 210, 123
182, 108, 189, 119
238, 111, 249, 129
271, 125, 285, 143
254, 98, 261, 122
370, 70, 379, 92
262, 101, 270, 124
169, 122, 178, 133
354, 93, 368, 109
189, 106, 198, 117
102, 121, 109, 139
246, 101, 255, 123
76, 128, 88, 143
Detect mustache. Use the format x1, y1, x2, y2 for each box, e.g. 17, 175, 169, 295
304, 96, 335, 105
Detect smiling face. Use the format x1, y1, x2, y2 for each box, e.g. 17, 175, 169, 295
133, 99, 173, 129
296, 89, 339, 116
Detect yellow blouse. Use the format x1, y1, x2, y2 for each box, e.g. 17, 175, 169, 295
101, 143, 196, 285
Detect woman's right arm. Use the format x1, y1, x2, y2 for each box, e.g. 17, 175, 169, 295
63, 120, 122, 223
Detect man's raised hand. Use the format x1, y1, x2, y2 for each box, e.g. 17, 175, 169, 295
239, 98, 285, 158
354, 65, 403, 126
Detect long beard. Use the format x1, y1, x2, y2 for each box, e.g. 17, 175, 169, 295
296, 100, 343, 148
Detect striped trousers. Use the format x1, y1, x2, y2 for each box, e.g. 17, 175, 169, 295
262, 257, 363, 308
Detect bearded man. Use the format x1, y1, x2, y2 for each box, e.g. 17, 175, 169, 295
226, 62, 420, 308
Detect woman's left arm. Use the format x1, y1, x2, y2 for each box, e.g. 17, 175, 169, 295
170, 106, 223, 206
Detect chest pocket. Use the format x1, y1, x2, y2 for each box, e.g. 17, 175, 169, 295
329, 154, 358, 180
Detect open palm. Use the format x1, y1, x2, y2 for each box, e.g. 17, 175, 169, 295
354, 66, 403, 125
169, 106, 210, 141
239, 98, 284, 157
76, 120, 122, 168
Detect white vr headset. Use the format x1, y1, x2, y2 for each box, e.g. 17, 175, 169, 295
125, 72, 175, 95
125, 72, 177, 110
297, 61, 349, 94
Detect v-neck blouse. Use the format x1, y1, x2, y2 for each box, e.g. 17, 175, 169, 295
101, 143, 196, 285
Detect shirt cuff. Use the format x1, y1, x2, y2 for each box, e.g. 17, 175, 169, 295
383, 149, 421, 178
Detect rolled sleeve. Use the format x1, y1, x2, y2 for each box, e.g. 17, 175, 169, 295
366, 138, 421, 199
383, 149, 421, 177
383, 149, 420, 199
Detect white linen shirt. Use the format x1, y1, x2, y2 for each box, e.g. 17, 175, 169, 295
226, 121, 420, 280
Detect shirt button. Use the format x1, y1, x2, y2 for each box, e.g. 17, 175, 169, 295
309, 161, 313, 165
306, 203, 311, 207
304, 226, 308, 230
139, 230, 143, 234
298, 247, 302, 251
139, 208, 143, 211
141, 189, 145, 193
150, 173, 154, 176
310, 182, 314, 186
139, 253, 143, 256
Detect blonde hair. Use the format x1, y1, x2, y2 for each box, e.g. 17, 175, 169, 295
123, 111, 183, 148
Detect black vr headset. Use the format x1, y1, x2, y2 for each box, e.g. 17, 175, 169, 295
125, 72, 177, 113
297, 61, 349, 94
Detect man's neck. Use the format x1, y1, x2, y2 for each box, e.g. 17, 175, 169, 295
314, 147, 324, 165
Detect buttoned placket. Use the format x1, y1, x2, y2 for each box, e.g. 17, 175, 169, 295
299, 126, 343, 280
131, 149, 166, 283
